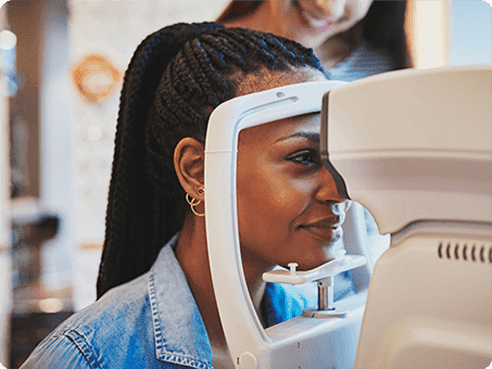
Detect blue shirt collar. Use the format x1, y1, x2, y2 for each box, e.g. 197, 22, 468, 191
148, 234, 213, 369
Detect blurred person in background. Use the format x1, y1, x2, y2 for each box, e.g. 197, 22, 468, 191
217, 0, 412, 81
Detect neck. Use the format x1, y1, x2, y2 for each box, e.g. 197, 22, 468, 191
314, 24, 363, 69
175, 212, 268, 348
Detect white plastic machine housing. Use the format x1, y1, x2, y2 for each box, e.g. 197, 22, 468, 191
205, 80, 369, 369
322, 65, 492, 368
323, 65, 492, 235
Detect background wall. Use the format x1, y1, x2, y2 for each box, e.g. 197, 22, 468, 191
0, 6, 12, 365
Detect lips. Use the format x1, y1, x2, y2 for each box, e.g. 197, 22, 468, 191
294, 0, 340, 28
299, 217, 343, 243
300, 10, 329, 28
294, 1, 328, 27
293, 0, 349, 30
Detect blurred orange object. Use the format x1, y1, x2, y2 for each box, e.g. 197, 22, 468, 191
72, 54, 121, 104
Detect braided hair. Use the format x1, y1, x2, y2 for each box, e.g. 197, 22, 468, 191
97, 22, 324, 298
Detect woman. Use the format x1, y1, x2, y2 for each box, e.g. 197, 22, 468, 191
21, 22, 351, 369
217, 0, 412, 81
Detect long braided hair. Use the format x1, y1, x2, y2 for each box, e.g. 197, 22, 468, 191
97, 22, 324, 298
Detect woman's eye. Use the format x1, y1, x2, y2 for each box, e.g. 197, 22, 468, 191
287, 150, 319, 165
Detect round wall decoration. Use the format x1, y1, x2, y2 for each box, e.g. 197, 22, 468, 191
72, 54, 121, 104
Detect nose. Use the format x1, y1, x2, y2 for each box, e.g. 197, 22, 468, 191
315, 165, 346, 205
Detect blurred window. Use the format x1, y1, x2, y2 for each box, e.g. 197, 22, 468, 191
452, 0, 492, 66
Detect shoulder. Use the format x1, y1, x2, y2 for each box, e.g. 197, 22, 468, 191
21, 272, 155, 369
350, 40, 395, 71
326, 39, 396, 81
20, 330, 93, 369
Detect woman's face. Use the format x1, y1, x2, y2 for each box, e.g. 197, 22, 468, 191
236, 112, 349, 272
268, 0, 374, 48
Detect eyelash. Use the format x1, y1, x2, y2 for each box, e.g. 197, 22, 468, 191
287, 150, 320, 166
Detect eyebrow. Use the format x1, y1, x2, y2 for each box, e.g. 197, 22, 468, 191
275, 132, 320, 143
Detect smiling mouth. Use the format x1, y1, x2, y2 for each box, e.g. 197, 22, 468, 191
300, 225, 342, 243
299, 218, 343, 243
293, 0, 334, 28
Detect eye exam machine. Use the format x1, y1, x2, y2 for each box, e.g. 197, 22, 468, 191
204, 65, 492, 369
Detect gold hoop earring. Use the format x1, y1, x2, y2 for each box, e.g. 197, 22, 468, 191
186, 187, 205, 217
185, 193, 200, 206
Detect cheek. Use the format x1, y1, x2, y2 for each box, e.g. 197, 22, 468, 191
237, 168, 317, 227
266, 178, 309, 212
346, 0, 373, 21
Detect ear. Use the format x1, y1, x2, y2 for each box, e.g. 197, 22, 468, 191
174, 137, 205, 202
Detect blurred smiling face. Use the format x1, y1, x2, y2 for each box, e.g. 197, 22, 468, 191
270, 0, 374, 48
236, 112, 350, 272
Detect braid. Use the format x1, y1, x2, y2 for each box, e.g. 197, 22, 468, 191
97, 22, 224, 298
97, 22, 323, 298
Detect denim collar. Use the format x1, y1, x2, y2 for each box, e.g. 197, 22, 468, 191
148, 234, 213, 369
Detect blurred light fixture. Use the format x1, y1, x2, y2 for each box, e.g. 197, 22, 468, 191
0, 29, 19, 96
38, 297, 64, 314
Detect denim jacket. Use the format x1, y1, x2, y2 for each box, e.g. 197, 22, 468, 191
21, 235, 354, 369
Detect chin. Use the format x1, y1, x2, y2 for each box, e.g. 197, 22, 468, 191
295, 250, 339, 270
315, 226, 344, 248
323, 241, 347, 261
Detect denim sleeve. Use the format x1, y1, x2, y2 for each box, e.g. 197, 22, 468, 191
20, 329, 97, 369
